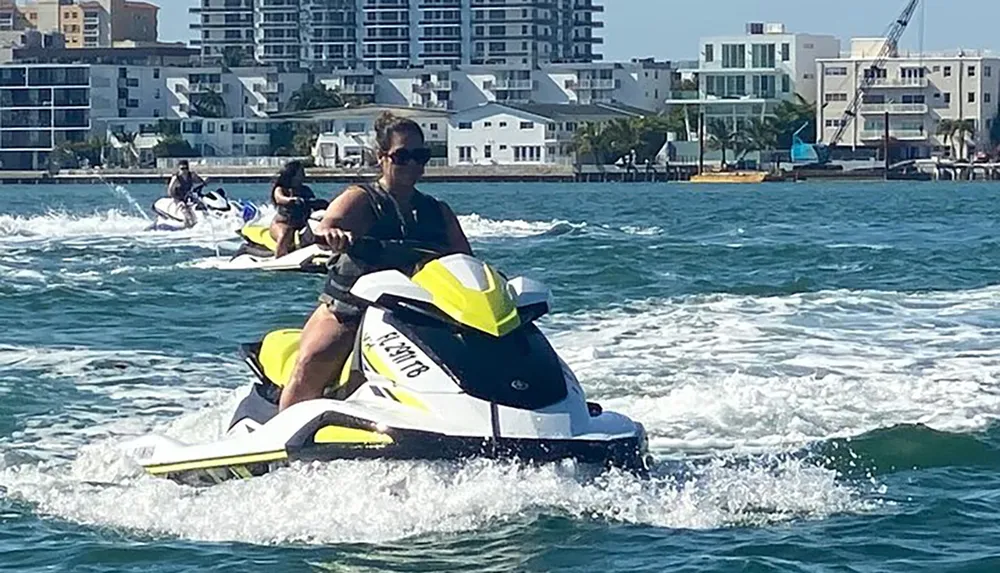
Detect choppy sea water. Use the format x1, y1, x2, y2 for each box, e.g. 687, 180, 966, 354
3, 181, 1000, 572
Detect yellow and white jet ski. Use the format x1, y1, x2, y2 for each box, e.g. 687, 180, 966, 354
223, 210, 330, 273
126, 240, 649, 485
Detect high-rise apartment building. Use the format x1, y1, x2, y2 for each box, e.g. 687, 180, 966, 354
190, 0, 603, 70
1, 0, 156, 48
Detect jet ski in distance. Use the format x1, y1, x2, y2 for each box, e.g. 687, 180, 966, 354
149, 186, 258, 232
224, 206, 330, 273
125, 239, 649, 485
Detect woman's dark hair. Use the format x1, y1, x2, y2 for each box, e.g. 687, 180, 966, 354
374, 111, 424, 154
274, 160, 305, 189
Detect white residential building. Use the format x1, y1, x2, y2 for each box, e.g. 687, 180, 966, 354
817, 38, 1000, 159
190, 0, 604, 70
320, 59, 674, 113
665, 22, 840, 132
447, 101, 643, 166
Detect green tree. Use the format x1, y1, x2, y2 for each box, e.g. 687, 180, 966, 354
954, 119, 976, 160
190, 88, 227, 118
937, 119, 958, 158
990, 114, 1000, 152
285, 83, 345, 112
112, 130, 138, 167
153, 135, 199, 158
268, 121, 296, 156
706, 120, 738, 167
570, 121, 604, 168
772, 93, 816, 148
292, 123, 320, 156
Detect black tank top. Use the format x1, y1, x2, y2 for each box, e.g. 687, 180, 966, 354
273, 184, 316, 222
360, 182, 449, 247
172, 174, 194, 200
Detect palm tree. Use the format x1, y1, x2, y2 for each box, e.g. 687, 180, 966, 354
285, 84, 345, 112
772, 93, 816, 149
937, 119, 957, 158
292, 123, 320, 156
571, 122, 604, 169
736, 117, 779, 165
954, 119, 977, 160
706, 119, 738, 168
112, 131, 138, 167
191, 88, 227, 118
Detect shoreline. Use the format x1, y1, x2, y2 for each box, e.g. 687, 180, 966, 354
0, 165, 907, 184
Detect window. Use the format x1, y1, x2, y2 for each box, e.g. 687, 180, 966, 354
704, 44, 713, 63
825, 66, 848, 76
969, 66, 977, 77
825, 92, 848, 103
782, 74, 790, 93
969, 92, 976, 103
153, 68, 160, 79
458, 146, 473, 162
484, 145, 492, 159
519, 121, 534, 129
483, 121, 492, 128
987, 92, 992, 103
803, 73, 815, 80
430, 123, 438, 131
988, 66, 993, 77
499, 121, 507, 128
207, 122, 215, 134
944, 66, 952, 77
781, 43, 790, 62
944, 92, 951, 104
721, 44, 745, 68
458, 121, 472, 130
154, 88, 160, 99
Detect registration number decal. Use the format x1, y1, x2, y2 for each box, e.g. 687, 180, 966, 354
367, 332, 430, 378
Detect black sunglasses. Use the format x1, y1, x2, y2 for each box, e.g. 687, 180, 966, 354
387, 148, 432, 166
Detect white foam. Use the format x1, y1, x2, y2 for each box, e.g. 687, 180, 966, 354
0, 209, 248, 251
546, 285, 1000, 452
0, 452, 875, 545
457, 213, 580, 239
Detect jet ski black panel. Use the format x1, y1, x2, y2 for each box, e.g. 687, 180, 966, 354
387, 317, 569, 410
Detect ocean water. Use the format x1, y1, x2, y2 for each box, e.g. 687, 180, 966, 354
2, 181, 1000, 572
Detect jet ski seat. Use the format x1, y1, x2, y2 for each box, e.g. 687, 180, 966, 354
252, 328, 351, 392
239, 225, 309, 253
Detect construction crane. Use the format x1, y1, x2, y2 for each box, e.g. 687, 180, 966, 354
792, 0, 921, 165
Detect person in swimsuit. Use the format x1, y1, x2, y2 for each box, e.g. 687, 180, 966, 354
166, 160, 205, 227
277, 112, 471, 411
269, 160, 327, 258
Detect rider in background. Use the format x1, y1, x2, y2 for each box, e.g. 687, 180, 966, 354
166, 160, 205, 227
270, 160, 327, 258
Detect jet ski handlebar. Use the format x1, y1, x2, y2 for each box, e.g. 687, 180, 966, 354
347, 237, 447, 265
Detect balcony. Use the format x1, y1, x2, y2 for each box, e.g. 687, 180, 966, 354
413, 80, 452, 92
189, 82, 223, 94
668, 90, 701, 100
341, 84, 375, 94
491, 79, 532, 90
860, 128, 928, 140
869, 77, 929, 88
575, 78, 614, 90
860, 103, 929, 114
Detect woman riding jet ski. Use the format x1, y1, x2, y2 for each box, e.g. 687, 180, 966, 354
127, 114, 648, 483
227, 160, 330, 272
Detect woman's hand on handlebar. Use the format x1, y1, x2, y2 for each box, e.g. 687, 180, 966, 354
315, 227, 353, 252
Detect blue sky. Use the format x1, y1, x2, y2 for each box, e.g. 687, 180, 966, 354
162, 0, 1000, 61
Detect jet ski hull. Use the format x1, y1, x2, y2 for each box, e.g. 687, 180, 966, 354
136, 400, 648, 486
